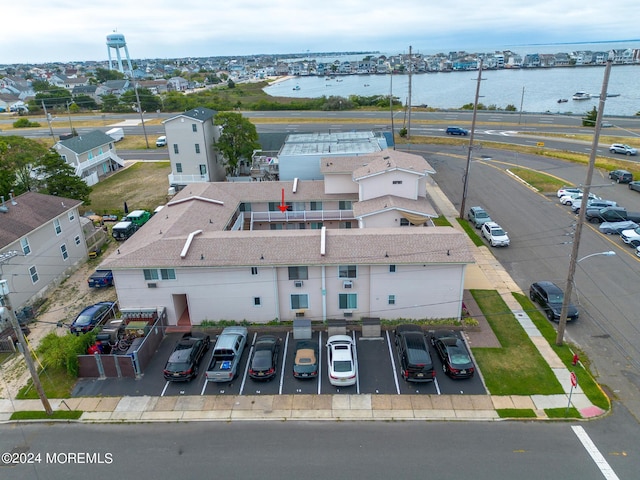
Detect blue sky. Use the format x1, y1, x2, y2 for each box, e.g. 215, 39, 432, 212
3, 1, 640, 64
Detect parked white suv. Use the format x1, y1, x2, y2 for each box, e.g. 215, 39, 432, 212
481, 221, 510, 247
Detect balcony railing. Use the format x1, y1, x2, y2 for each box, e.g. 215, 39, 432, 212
168, 173, 209, 184
75, 151, 125, 176
251, 209, 354, 223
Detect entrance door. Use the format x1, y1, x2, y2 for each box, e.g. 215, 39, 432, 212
172, 293, 191, 327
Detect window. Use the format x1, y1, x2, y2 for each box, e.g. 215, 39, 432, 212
199, 164, 207, 175
176, 163, 183, 173
288, 266, 308, 280
68, 211, 75, 222
251, 267, 258, 275
270, 224, 283, 230
338, 265, 357, 278
20, 238, 31, 255
389, 265, 396, 273
192, 123, 198, 132
268, 202, 279, 212
195, 144, 200, 154
388, 295, 396, 305
311, 222, 323, 229
29, 265, 39, 284
339, 222, 352, 229
339, 200, 352, 210
74, 235, 81, 246
173, 144, 179, 154
310, 201, 323, 211
339, 293, 357, 309
53, 219, 62, 235
290, 294, 309, 310
143, 269, 159, 281
254, 297, 261, 307
239, 203, 251, 212
392, 180, 403, 185
400, 218, 410, 227
160, 269, 176, 280
143, 268, 176, 281
60, 244, 68, 260
291, 202, 305, 212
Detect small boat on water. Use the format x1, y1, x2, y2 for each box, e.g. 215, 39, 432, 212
572, 91, 591, 100
557, 98, 568, 103
292, 85, 300, 91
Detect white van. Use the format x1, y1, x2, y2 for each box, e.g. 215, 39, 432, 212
155, 136, 167, 147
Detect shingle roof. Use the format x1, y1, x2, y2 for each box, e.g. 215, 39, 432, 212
57, 130, 114, 154
353, 195, 437, 218
99, 179, 472, 270
0, 192, 82, 247
352, 151, 435, 179
174, 107, 217, 122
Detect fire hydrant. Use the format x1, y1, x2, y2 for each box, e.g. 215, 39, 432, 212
572, 353, 579, 366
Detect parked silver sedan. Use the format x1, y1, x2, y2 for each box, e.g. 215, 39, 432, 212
599, 221, 638, 235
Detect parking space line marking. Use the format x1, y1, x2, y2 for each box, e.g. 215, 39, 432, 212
434, 377, 441, 395
200, 378, 208, 396
279, 331, 289, 395
352, 330, 360, 395
239, 333, 257, 395
385, 330, 401, 394
160, 381, 169, 397
571, 426, 620, 480
317, 331, 322, 395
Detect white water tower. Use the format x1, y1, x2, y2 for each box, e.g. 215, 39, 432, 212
106, 32, 133, 77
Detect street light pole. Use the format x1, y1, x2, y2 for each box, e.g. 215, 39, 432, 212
556, 57, 613, 346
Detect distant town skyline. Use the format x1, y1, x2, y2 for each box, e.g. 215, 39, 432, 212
3, 1, 640, 64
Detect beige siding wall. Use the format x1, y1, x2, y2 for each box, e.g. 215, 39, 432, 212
358, 171, 420, 201
324, 174, 358, 194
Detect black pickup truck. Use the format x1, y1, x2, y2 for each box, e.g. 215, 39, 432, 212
585, 206, 640, 224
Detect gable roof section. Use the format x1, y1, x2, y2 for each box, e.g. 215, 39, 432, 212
0, 192, 82, 247
57, 130, 114, 154
352, 151, 435, 180
353, 195, 437, 219
165, 107, 217, 124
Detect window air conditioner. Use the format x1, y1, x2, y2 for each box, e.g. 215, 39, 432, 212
295, 310, 305, 317
294, 280, 304, 287
343, 311, 353, 318
343, 281, 353, 289
147, 283, 157, 288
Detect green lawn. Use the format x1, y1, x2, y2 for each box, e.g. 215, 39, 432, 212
470, 290, 564, 396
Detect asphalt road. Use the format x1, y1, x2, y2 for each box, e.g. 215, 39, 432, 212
409, 143, 640, 421
1, 408, 638, 480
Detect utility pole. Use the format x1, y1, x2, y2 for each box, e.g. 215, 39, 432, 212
66, 101, 74, 133
406, 46, 412, 140
556, 56, 613, 346
389, 70, 395, 149
459, 58, 484, 219
0, 271, 52, 415
42, 100, 55, 141
132, 76, 150, 149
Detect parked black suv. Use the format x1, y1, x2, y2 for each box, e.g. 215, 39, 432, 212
394, 324, 435, 382
608, 169, 633, 183
529, 281, 579, 322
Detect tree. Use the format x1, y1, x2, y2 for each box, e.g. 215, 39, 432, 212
35, 86, 72, 109
94, 67, 125, 83
0, 135, 49, 195
214, 112, 260, 176
120, 87, 162, 113
35, 151, 92, 204
582, 106, 598, 127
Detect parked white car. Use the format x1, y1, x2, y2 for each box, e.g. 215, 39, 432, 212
155, 135, 167, 147
557, 187, 581, 198
481, 221, 510, 247
560, 192, 599, 206
326, 335, 357, 387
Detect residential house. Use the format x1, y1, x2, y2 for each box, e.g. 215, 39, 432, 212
164, 107, 226, 188
95, 79, 130, 98
54, 130, 125, 186
166, 77, 189, 92
0, 192, 85, 311
100, 149, 474, 327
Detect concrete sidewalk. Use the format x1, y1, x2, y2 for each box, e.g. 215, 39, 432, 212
0, 177, 607, 423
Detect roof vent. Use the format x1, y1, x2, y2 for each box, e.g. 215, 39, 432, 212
0, 196, 8, 213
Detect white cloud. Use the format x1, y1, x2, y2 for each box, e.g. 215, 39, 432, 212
1, 1, 639, 63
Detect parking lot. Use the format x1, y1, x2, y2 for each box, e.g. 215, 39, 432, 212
72, 328, 486, 398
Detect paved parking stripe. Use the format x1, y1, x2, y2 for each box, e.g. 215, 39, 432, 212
278, 331, 290, 395
317, 332, 322, 395
239, 332, 258, 395
352, 331, 360, 395
571, 426, 620, 480
385, 330, 401, 394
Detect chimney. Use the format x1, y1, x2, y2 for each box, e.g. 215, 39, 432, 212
0, 196, 8, 214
